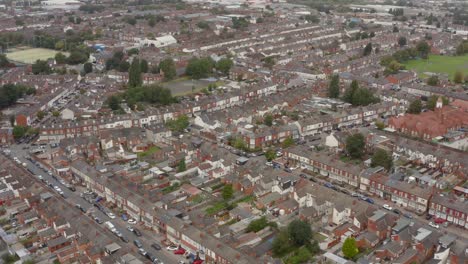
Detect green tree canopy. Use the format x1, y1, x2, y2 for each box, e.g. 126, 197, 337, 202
165, 115, 189, 132
0, 84, 35, 109
128, 58, 142, 88
345, 133, 365, 159
342, 237, 359, 259
328, 74, 340, 98
222, 184, 234, 200
264, 114, 273, 126
363, 43, 372, 56
427, 75, 439, 86
54, 52, 67, 64
398, 36, 407, 47
177, 159, 186, 172
282, 137, 295, 148
265, 149, 276, 161
186, 57, 214, 79
83, 62, 93, 74
13, 126, 27, 139
159, 58, 177, 80
32, 60, 51, 75
416, 41, 430, 59
371, 149, 393, 170
407, 99, 422, 114
288, 219, 312, 246
107, 95, 121, 111
454, 71, 464, 84
215, 58, 233, 75
140, 59, 148, 73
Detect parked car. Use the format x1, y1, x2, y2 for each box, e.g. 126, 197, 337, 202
107, 212, 116, 219
121, 214, 128, 221
403, 213, 413, 219
94, 217, 103, 224
127, 226, 134, 232
393, 209, 401, 215
382, 204, 393, 211
434, 217, 446, 224
428, 222, 440, 229
166, 245, 178, 251
174, 248, 186, 255
138, 248, 147, 256
128, 218, 137, 225
425, 214, 433, 220
133, 228, 142, 237
151, 243, 162, 250
134, 239, 143, 248
120, 236, 129, 243
364, 198, 374, 204
193, 260, 203, 264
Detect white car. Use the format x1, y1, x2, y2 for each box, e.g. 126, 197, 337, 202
429, 222, 440, 229
127, 226, 134, 232
265, 162, 273, 167
166, 245, 178, 251
108, 213, 116, 219
382, 204, 393, 211
128, 219, 137, 225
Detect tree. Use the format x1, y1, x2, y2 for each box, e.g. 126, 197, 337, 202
12, 126, 27, 139
197, 21, 210, 29
328, 74, 340, 98
140, 59, 148, 73
363, 43, 372, 56
282, 137, 295, 148
177, 159, 186, 172
407, 99, 422, 114
375, 121, 385, 130
272, 229, 292, 257
148, 17, 156, 27
345, 133, 365, 159
286, 247, 312, 264
186, 57, 214, 79
343, 80, 359, 103
454, 71, 464, 84
371, 149, 393, 170
165, 115, 190, 132
128, 58, 142, 88
427, 75, 439, 86
264, 114, 273, 126
288, 219, 312, 246
222, 184, 234, 200
107, 95, 120, 110
232, 137, 247, 150
265, 149, 276, 161
393, 26, 399, 32
215, 58, 233, 75
66, 50, 88, 65
426, 95, 448, 110
262, 56, 276, 69
398, 36, 407, 47
232, 17, 249, 29
52, 110, 60, 117
83, 62, 93, 74
55, 52, 67, 64
32, 60, 51, 75
36, 111, 45, 120
246, 216, 273, 232
159, 58, 177, 81
416, 41, 430, 59
342, 237, 359, 260
304, 14, 319, 23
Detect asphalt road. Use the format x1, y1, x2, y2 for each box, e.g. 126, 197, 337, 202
8, 144, 186, 264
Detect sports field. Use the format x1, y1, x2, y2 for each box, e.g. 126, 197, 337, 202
403, 55, 468, 81
6, 47, 68, 64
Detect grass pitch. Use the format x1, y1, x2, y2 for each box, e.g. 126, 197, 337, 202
6, 47, 68, 64
403, 55, 468, 81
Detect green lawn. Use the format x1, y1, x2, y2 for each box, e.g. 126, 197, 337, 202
403, 55, 468, 81
137, 146, 159, 159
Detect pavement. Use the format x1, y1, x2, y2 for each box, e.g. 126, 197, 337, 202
7, 143, 187, 264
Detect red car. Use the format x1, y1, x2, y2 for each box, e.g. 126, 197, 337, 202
434, 218, 446, 224
174, 248, 186, 255
193, 260, 203, 264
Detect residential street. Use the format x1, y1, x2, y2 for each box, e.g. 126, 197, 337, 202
9, 143, 186, 264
